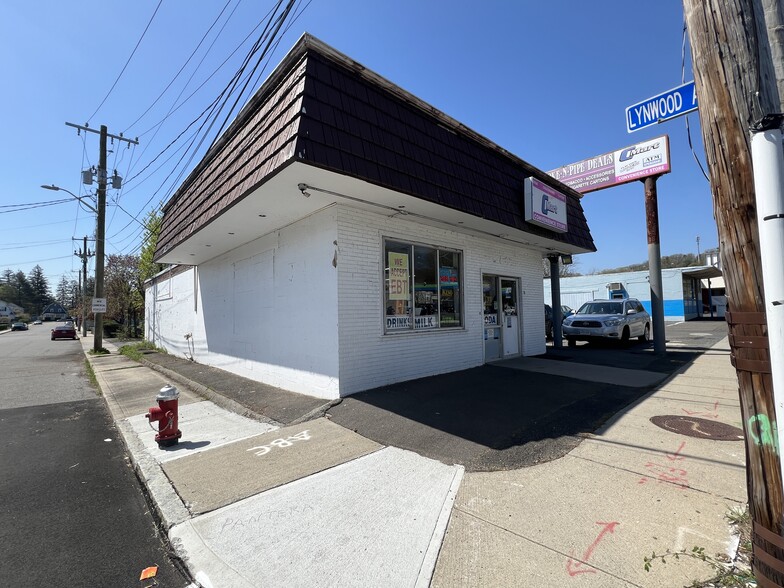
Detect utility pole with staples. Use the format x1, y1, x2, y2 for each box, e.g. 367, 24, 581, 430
65, 122, 138, 352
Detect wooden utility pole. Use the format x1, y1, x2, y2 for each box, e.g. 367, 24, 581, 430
65, 122, 138, 351
683, 1, 784, 585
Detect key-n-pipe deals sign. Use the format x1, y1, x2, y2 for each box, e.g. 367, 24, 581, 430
546, 135, 671, 194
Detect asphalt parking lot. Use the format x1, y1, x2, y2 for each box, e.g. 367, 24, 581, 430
327, 319, 730, 471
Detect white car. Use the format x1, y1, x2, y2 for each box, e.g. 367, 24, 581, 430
562, 298, 651, 346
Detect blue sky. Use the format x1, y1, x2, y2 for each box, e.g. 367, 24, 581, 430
1, 1, 716, 288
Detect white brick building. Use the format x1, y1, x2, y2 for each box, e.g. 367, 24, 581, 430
145, 35, 595, 399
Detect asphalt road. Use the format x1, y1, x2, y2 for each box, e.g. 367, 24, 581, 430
0, 324, 190, 587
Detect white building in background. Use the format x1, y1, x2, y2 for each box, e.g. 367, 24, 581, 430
544, 264, 725, 322
0, 300, 17, 324
145, 35, 596, 399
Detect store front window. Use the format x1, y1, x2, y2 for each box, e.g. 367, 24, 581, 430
384, 239, 462, 332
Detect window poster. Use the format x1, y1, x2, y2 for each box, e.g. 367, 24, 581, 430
388, 252, 409, 301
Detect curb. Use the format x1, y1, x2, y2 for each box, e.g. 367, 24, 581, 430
138, 356, 283, 428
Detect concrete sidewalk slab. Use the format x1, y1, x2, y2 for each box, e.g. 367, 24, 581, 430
436, 455, 736, 587
127, 400, 278, 464
163, 418, 382, 514
170, 447, 463, 588
570, 436, 746, 500
495, 356, 668, 388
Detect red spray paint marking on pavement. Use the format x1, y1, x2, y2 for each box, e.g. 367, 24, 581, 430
666, 440, 686, 461
682, 400, 719, 419
639, 441, 690, 488
566, 521, 619, 576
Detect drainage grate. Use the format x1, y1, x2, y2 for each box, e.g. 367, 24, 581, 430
650, 415, 744, 440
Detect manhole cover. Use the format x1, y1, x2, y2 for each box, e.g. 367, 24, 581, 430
650, 415, 744, 440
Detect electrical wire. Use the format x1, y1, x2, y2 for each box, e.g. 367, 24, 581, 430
118, 1, 295, 232
86, 0, 164, 124
124, 1, 275, 182
106, 0, 303, 256
681, 21, 710, 184
0, 199, 73, 213
122, 0, 239, 136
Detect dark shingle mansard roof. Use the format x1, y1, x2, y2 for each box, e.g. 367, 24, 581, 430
156, 34, 595, 259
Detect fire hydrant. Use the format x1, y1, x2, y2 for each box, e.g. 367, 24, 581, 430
145, 384, 182, 447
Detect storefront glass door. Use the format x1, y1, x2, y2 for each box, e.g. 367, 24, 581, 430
501, 279, 519, 356
483, 275, 501, 361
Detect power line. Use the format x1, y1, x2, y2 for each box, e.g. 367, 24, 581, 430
122, 0, 239, 135
86, 0, 164, 123
0, 198, 73, 213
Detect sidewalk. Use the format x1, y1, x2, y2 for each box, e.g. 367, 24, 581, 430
83, 335, 747, 587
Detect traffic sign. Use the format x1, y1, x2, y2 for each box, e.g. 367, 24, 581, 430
626, 81, 698, 133
92, 298, 107, 313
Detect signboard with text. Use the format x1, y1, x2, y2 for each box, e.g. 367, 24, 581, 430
546, 135, 671, 194
92, 298, 107, 313
523, 177, 568, 232
626, 81, 697, 133
387, 252, 409, 300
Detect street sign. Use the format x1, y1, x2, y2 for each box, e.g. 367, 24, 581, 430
626, 81, 698, 133
92, 298, 106, 313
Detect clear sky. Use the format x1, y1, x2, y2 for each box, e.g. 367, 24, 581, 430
1, 1, 716, 288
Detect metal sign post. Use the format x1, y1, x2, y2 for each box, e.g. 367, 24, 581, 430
548, 136, 671, 354
643, 176, 666, 354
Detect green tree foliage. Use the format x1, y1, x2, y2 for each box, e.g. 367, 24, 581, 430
55, 276, 79, 310
597, 253, 704, 275
27, 265, 52, 316
104, 254, 143, 336
139, 209, 165, 285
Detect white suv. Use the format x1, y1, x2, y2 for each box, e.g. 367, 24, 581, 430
562, 298, 651, 346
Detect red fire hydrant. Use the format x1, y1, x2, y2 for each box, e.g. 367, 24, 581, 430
145, 384, 182, 447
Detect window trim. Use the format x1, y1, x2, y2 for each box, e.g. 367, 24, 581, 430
382, 237, 464, 334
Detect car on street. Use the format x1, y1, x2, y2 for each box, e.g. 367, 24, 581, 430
562, 298, 651, 346
32, 319, 42, 325
11, 322, 28, 331
51, 324, 78, 340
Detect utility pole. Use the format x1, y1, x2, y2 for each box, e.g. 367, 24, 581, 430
65, 122, 138, 352
683, 1, 784, 585
73, 236, 93, 337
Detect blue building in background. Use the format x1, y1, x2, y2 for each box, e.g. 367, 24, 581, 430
544, 265, 724, 322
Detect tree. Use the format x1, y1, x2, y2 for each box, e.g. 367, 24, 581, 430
684, 0, 784, 582
55, 276, 79, 310
139, 209, 165, 286
12, 271, 32, 311
55, 276, 71, 305
104, 254, 142, 336
542, 257, 581, 278
27, 265, 51, 317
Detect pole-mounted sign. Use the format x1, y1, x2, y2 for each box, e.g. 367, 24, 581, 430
626, 81, 698, 133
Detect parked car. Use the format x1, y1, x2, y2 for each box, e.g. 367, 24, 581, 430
51, 324, 78, 340
544, 304, 553, 340
545, 305, 576, 340
562, 298, 651, 346
11, 322, 28, 331
33, 319, 43, 325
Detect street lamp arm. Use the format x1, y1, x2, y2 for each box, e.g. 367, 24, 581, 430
40, 184, 98, 214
